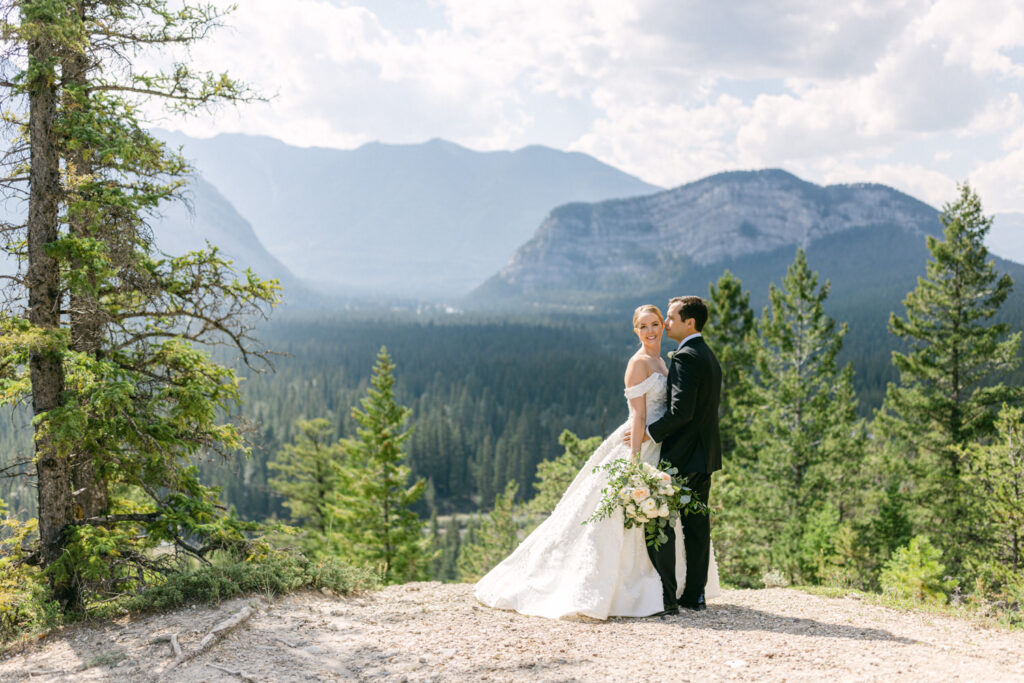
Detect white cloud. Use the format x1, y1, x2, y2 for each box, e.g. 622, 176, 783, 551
144, 0, 1024, 211
971, 146, 1024, 213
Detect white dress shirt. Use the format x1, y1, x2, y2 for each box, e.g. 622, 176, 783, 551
675, 332, 702, 351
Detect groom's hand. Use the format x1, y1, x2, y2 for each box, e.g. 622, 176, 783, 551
622, 429, 650, 446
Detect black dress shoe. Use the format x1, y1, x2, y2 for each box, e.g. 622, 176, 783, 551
650, 605, 679, 617
678, 595, 707, 611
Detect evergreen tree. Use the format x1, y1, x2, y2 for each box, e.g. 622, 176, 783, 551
859, 479, 914, 580
439, 515, 462, 581
1, 0, 270, 609
337, 347, 431, 584
736, 249, 864, 582
878, 184, 1021, 575
457, 481, 520, 581
528, 430, 600, 515
268, 419, 344, 556
965, 405, 1024, 595
705, 270, 757, 456
428, 514, 462, 582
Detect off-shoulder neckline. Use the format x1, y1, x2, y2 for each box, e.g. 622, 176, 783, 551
624, 371, 667, 393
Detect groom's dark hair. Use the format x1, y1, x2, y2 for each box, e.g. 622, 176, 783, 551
670, 295, 709, 331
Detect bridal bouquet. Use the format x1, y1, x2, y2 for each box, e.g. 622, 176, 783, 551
584, 458, 706, 550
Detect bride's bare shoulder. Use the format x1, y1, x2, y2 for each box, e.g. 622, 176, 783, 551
624, 354, 653, 387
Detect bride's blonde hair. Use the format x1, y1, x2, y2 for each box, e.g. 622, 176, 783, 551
632, 304, 664, 329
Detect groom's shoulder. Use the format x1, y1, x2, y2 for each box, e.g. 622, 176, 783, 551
673, 344, 700, 361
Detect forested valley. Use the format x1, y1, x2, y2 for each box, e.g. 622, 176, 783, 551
4, 295, 989, 522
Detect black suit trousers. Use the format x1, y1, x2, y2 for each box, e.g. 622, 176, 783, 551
645, 472, 712, 608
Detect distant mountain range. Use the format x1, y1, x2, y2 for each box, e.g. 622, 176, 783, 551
154, 131, 659, 298
146, 132, 1021, 313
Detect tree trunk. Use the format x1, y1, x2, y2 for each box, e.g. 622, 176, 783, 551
27, 23, 75, 606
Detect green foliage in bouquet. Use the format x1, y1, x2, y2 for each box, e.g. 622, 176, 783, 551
585, 458, 706, 550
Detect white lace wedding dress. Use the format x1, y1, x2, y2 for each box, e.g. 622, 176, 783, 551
474, 372, 721, 619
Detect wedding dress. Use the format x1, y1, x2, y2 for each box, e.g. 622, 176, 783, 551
474, 372, 721, 619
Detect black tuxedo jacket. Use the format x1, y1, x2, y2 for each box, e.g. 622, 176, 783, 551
647, 335, 722, 474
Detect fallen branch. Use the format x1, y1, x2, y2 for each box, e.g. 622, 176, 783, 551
206, 662, 257, 681
169, 604, 256, 669
170, 633, 182, 661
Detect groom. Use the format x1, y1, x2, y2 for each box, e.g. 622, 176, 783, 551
627, 295, 722, 615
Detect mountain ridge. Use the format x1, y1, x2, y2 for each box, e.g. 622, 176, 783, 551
475, 168, 946, 304
154, 130, 662, 298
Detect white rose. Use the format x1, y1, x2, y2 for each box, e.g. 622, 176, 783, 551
631, 486, 651, 502
641, 498, 658, 515
626, 503, 638, 516
658, 504, 669, 517
659, 472, 672, 484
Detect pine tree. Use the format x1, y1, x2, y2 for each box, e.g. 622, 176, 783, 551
268, 419, 345, 556
337, 347, 431, 584
965, 405, 1024, 594
705, 270, 757, 456
457, 481, 520, 581
738, 249, 864, 582
439, 515, 462, 581
878, 183, 1021, 575
528, 430, 600, 516
1, 0, 272, 610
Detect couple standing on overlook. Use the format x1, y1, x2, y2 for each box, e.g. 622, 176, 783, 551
475, 296, 723, 619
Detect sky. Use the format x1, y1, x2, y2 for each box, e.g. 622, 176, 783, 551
155, 0, 1024, 213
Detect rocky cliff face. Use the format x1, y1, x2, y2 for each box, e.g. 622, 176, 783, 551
477, 169, 941, 300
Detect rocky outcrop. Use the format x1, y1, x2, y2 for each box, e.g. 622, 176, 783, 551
476, 169, 941, 301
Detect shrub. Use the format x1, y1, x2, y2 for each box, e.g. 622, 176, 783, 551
0, 505, 62, 645
96, 550, 378, 618
880, 536, 956, 604
762, 568, 790, 588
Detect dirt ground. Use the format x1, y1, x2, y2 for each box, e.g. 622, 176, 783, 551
1, 582, 1021, 681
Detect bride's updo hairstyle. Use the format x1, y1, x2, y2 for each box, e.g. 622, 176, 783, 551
632, 304, 664, 329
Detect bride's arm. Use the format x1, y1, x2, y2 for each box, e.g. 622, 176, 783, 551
624, 358, 649, 460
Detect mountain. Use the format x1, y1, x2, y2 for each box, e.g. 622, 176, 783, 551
154, 131, 661, 298
476, 169, 945, 301
151, 176, 296, 289
474, 169, 1024, 306
991, 213, 1024, 264
471, 169, 1024, 406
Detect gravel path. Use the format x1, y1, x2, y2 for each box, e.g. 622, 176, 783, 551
1, 582, 1021, 681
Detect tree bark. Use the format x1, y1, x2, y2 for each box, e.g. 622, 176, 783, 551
27, 15, 75, 606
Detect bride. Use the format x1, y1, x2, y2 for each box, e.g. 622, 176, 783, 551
474, 304, 720, 619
